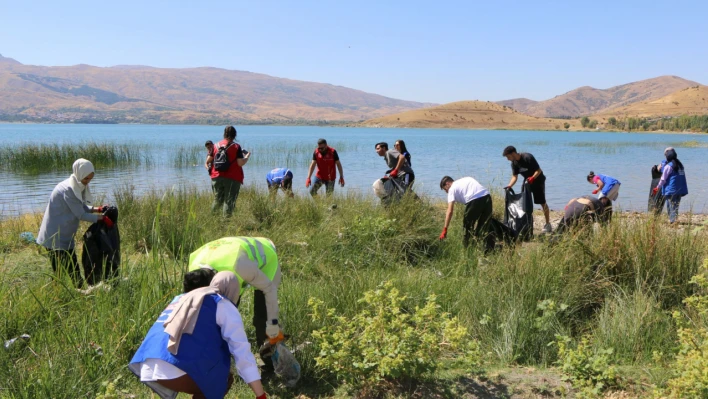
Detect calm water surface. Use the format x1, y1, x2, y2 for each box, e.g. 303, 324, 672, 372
1, 124, 706, 216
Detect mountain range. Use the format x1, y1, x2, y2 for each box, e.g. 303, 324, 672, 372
496, 76, 700, 117
0, 54, 431, 123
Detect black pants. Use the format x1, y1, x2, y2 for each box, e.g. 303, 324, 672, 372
463, 195, 495, 253
48, 248, 83, 287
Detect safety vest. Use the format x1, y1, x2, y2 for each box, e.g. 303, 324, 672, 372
314, 147, 337, 181
662, 161, 689, 197
188, 237, 278, 290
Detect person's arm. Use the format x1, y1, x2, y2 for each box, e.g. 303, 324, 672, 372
443, 201, 455, 230
215, 301, 265, 397
657, 164, 673, 189
205, 154, 214, 170
305, 160, 316, 186
237, 149, 250, 167
236, 260, 280, 324
505, 174, 518, 189
63, 190, 99, 223
336, 160, 344, 186
593, 178, 604, 194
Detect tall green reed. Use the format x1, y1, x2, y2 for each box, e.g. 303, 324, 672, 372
0, 142, 149, 173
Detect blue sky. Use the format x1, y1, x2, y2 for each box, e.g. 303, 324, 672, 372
1, 0, 706, 104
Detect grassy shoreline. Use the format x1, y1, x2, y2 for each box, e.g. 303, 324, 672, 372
1, 187, 707, 398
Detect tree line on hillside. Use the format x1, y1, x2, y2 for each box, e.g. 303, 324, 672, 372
607, 115, 708, 133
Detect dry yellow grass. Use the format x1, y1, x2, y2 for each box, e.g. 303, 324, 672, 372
360, 100, 581, 130
595, 85, 708, 119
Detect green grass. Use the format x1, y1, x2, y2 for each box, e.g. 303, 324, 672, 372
0, 187, 705, 398
0, 142, 149, 173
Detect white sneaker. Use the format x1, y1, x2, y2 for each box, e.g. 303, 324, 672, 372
543, 223, 552, 234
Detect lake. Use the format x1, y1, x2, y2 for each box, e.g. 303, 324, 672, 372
1, 124, 706, 217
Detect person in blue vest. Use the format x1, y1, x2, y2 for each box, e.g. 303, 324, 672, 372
652, 147, 688, 224
129, 270, 267, 399
266, 167, 294, 198
586, 171, 621, 201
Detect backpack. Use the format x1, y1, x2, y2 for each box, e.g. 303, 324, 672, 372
213, 142, 235, 172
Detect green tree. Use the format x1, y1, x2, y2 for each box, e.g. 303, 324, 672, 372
563, 122, 570, 130
580, 116, 590, 128
608, 117, 617, 126
589, 119, 598, 129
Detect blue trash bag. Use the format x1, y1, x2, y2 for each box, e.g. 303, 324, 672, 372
20, 232, 35, 243
271, 342, 301, 387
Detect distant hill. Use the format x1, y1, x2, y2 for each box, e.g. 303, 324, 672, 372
497, 76, 700, 117
0, 55, 432, 123
360, 101, 580, 130
594, 85, 708, 119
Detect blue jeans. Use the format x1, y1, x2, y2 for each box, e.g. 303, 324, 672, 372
665, 194, 681, 223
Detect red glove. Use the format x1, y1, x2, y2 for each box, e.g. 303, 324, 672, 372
305, 178, 311, 187
389, 169, 399, 178
102, 216, 114, 229
527, 176, 535, 185
339, 176, 345, 187
439, 227, 447, 240
652, 187, 659, 196
256, 394, 267, 399
592, 189, 599, 194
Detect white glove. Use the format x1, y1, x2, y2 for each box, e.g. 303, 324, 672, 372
266, 321, 281, 339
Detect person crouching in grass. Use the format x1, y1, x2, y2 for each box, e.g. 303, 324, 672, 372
266, 167, 294, 198
129, 270, 267, 399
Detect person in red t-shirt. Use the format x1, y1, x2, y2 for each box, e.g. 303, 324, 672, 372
305, 138, 344, 196
206, 126, 250, 217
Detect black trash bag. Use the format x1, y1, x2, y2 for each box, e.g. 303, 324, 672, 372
489, 217, 516, 245
648, 165, 665, 214
81, 206, 120, 285
379, 177, 406, 205
504, 181, 534, 240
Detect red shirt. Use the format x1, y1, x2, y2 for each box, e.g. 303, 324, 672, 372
210, 139, 245, 184
313, 147, 339, 181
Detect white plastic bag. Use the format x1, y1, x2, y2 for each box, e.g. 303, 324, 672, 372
271, 342, 301, 387
372, 179, 386, 198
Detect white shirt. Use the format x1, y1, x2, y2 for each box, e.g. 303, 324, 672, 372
137, 296, 260, 386
448, 177, 489, 204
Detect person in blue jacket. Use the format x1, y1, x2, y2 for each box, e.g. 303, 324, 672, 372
129, 270, 267, 399
587, 171, 621, 201
652, 147, 688, 224
266, 167, 294, 198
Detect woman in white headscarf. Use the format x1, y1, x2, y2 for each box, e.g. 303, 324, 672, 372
36, 158, 113, 287
129, 270, 267, 399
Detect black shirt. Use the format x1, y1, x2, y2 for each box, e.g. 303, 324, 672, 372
511, 152, 543, 179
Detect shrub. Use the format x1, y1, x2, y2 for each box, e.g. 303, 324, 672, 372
554, 335, 620, 398
581, 116, 590, 127
309, 281, 482, 393
658, 260, 708, 398
564, 122, 571, 129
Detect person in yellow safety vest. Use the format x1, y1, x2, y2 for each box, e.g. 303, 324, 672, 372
188, 237, 284, 357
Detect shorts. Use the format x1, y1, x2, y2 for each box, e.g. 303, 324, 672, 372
598, 183, 620, 201
528, 175, 546, 205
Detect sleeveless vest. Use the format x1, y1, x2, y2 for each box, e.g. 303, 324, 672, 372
598, 174, 620, 195
314, 147, 337, 181
188, 237, 278, 290
662, 161, 688, 197
130, 294, 231, 399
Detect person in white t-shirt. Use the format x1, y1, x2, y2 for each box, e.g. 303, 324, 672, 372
439, 176, 495, 252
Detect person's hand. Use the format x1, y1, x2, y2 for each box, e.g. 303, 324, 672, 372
102, 216, 114, 229
439, 227, 447, 240
592, 189, 599, 194
266, 322, 284, 345
100, 204, 110, 213
243, 149, 251, 159
389, 169, 399, 178
527, 176, 535, 185
503, 186, 511, 190
652, 187, 659, 196
339, 176, 345, 187
256, 393, 267, 399
305, 178, 311, 187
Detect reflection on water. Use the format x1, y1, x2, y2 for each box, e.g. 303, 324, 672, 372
0, 124, 706, 217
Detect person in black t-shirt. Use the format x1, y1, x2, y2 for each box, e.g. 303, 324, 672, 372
502, 145, 552, 233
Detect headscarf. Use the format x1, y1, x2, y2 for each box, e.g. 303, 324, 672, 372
68, 158, 94, 205
163, 271, 240, 355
